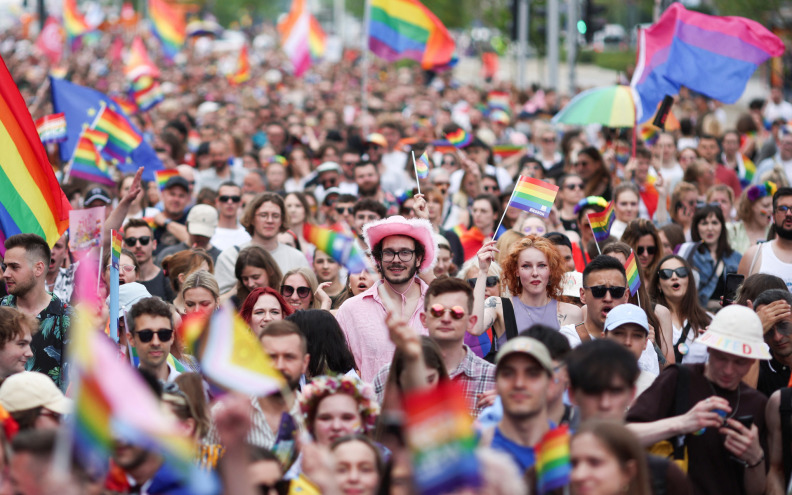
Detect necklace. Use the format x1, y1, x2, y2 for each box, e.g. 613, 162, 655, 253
706, 379, 741, 423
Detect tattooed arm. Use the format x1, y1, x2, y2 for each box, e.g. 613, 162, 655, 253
557, 302, 583, 327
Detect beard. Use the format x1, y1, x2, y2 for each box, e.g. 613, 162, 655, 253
382, 261, 419, 285
775, 223, 792, 240
7, 276, 36, 297
358, 181, 379, 197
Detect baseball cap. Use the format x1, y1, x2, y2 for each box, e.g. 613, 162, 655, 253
696, 304, 771, 360
112, 282, 151, 318
495, 337, 554, 375
365, 133, 387, 148
316, 162, 342, 174
604, 304, 649, 334
84, 187, 112, 206
187, 204, 218, 238
0, 371, 72, 414
321, 187, 341, 206
163, 176, 190, 192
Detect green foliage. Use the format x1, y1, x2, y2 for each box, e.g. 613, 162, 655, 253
214, 0, 286, 25
710, 0, 782, 23
592, 50, 636, 71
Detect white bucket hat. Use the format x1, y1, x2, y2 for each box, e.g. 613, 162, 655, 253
696, 305, 771, 360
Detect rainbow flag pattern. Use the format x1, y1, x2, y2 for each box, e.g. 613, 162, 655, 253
739, 154, 756, 188
132, 81, 163, 112
69, 136, 114, 186
404, 381, 480, 494
124, 36, 160, 81
278, 0, 312, 76
487, 91, 510, 111
510, 176, 559, 219
303, 223, 369, 273
82, 128, 108, 149
415, 151, 430, 179
63, 0, 91, 40
639, 123, 660, 147
148, 0, 186, 60
177, 311, 208, 354
587, 201, 616, 243
0, 55, 71, 254
492, 145, 523, 159
111, 94, 138, 116
155, 169, 179, 190
368, 0, 456, 70
141, 217, 158, 230
109, 229, 122, 341
35, 113, 67, 144
308, 16, 326, 59
229, 45, 251, 85
445, 128, 472, 148
535, 425, 571, 495
625, 251, 641, 296
90, 104, 143, 161
431, 139, 455, 154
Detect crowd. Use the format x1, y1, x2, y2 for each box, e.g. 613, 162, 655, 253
0, 14, 792, 495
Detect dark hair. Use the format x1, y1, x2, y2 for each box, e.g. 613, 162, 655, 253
11, 428, 55, 456
634, 146, 652, 160
371, 237, 426, 273
544, 232, 573, 252
774, 187, 792, 211
124, 217, 154, 236
735, 274, 787, 306
234, 245, 283, 303
241, 192, 288, 236
567, 339, 639, 393
386, 336, 449, 394
259, 320, 307, 355
582, 255, 627, 287
659, 223, 685, 254
352, 198, 387, 219
650, 255, 711, 332
239, 287, 294, 325
337, 194, 357, 204
161, 249, 214, 294
127, 297, 173, 334
286, 310, 358, 377
4, 233, 50, 265
424, 277, 473, 313
578, 147, 610, 197
621, 219, 663, 279
472, 193, 502, 220
691, 204, 733, 259
0, 307, 37, 349
753, 289, 792, 309
248, 445, 282, 464
520, 324, 571, 361
217, 181, 241, 193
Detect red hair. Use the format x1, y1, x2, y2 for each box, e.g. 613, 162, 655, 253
239, 287, 294, 325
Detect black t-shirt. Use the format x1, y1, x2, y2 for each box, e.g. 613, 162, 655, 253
627, 364, 768, 495
153, 211, 189, 256
757, 355, 791, 398
140, 268, 175, 303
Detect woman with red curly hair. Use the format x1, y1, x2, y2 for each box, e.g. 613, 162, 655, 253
240, 287, 294, 336
471, 235, 583, 347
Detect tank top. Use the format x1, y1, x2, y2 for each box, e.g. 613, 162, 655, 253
512, 297, 559, 331
757, 242, 792, 292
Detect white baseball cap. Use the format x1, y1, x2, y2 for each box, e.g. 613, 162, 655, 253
0, 372, 72, 414
187, 205, 218, 238
604, 303, 649, 334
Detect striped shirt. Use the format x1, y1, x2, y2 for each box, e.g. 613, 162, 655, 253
207, 396, 303, 449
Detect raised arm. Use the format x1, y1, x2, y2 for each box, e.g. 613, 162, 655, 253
472, 240, 501, 336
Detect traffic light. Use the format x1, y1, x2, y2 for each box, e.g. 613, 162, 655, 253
582, 0, 606, 43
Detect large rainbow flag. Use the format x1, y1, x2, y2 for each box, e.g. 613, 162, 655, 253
278, 0, 313, 76
308, 16, 327, 59
0, 55, 70, 254
369, 0, 456, 70
147, 0, 186, 60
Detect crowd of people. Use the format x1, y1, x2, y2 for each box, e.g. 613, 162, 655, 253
1, 15, 792, 495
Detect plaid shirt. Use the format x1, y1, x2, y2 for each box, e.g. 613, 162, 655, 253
373, 345, 495, 418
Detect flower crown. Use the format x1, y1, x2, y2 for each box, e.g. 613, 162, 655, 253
298, 374, 380, 432
746, 181, 777, 202
573, 196, 608, 215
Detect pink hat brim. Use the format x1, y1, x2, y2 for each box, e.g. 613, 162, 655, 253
363, 216, 437, 272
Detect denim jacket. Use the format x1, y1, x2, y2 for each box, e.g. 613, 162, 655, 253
691, 245, 742, 305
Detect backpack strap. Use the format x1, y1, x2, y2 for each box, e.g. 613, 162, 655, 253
780, 388, 792, 485
672, 365, 690, 460
673, 321, 692, 365
646, 455, 670, 495
500, 297, 519, 341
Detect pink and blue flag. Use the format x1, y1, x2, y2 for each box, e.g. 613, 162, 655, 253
631, 3, 784, 123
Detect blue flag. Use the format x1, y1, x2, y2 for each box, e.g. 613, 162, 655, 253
50, 77, 163, 181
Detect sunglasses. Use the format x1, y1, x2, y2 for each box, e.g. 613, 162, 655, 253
636, 246, 657, 256
219, 195, 241, 203
124, 236, 151, 247
429, 304, 466, 319
135, 329, 173, 343
541, 137, 556, 143
259, 480, 291, 495
120, 264, 135, 272
584, 285, 627, 299
483, 185, 499, 192
335, 206, 353, 214
565, 183, 584, 190
467, 276, 499, 288
281, 285, 311, 298
658, 267, 689, 279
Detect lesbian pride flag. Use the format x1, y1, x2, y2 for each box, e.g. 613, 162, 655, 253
631, 3, 784, 123
508, 176, 559, 219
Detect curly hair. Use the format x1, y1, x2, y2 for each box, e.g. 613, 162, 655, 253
299, 375, 380, 435
620, 219, 663, 279
501, 235, 566, 298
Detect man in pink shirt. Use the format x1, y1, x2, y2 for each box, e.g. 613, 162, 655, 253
336, 215, 437, 382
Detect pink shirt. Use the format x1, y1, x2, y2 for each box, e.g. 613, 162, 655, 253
336, 279, 429, 382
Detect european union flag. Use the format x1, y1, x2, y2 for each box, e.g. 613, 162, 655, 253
50, 77, 162, 181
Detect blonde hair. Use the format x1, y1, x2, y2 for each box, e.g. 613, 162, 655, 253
282, 267, 320, 309
181, 270, 220, 302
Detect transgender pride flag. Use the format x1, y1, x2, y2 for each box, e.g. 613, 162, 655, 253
631, 3, 784, 123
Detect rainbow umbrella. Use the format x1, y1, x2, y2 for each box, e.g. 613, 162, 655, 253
552, 85, 636, 128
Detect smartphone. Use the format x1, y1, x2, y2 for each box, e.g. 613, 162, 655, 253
736, 414, 754, 430
723, 273, 745, 306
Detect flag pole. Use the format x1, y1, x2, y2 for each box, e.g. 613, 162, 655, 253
491, 176, 519, 242
411, 151, 421, 195
589, 223, 602, 255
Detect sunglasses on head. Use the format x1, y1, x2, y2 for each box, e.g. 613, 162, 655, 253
658, 267, 689, 279
636, 246, 657, 256
135, 329, 173, 343
219, 195, 241, 203
584, 285, 627, 299
281, 285, 311, 298
429, 304, 466, 319
467, 276, 499, 288
124, 236, 151, 247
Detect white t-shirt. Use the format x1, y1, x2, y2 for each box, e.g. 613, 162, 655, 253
559, 324, 660, 375
211, 225, 252, 251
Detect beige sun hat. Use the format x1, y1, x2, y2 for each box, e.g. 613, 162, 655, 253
696, 304, 771, 360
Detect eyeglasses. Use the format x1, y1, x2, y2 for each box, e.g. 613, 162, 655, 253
428, 304, 466, 319
636, 246, 657, 256
657, 267, 690, 280
467, 276, 499, 288
565, 183, 584, 190
381, 249, 415, 262
219, 195, 241, 203
39, 409, 62, 422
776, 205, 792, 215
124, 236, 151, 247
281, 285, 311, 298
584, 285, 627, 299
134, 329, 173, 343
335, 206, 353, 214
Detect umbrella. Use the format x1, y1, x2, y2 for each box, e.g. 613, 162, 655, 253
552, 85, 636, 128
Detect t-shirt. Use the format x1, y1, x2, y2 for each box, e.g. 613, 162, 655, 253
490, 426, 535, 472
140, 268, 175, 303
215, 241, 309, 294
559, 324, 660, 376
626, 364, 768, 495
153, 211, 189, 257
757, 355, 791, 398
211, 225, 252, 251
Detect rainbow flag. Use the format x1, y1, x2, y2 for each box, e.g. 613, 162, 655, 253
35, 113, 67, 144
431, 139, 455, 154
308, 16, 326, 59
639, 123, 660, 147
278, 0, 312, 76
445, 128, 472, 148
270, 155, 287, 166
587, 201, 616, 243
63, 0, 91, 41
415, 151, 430, 179
509, 176, 559, 219
487, 91, 510, 111
111, 94, 138, 116
535, 425, 571, 495
82, 128, 108, 149
740, 154, 756, 188
492, 145, 523, 159
124, 36, 160, 81
625, 251, 641, 296
0, 55, 70, 253
177, 311, 208, 354
109, 230, 122, 341
141, 217, 158, 230
132, 80, 164, 111
368, 0, 456, 70
229, 45, 251, 85
69, 136, 114, 186
90, 104, 143, 162
303, 223, 370, 274
148, 0, 186, 60
404, 381, 480, 494
155, 169, 179, 190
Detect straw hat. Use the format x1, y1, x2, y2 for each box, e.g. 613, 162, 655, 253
696, 305, 771, 360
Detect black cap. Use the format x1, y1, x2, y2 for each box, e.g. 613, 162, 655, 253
164, 176, 190, 191
84, 187, 111, 205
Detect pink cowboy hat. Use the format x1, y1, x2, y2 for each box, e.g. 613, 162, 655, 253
363, 216, 437, 272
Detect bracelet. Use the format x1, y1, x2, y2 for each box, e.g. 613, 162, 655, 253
747, 454, 765, 468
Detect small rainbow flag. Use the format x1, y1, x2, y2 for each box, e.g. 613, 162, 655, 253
63, 0, 91, 40
431, 139, 456, 154
415, 151, 430, 179
109, 229, 122, 340
308, 15, 326, 59
111, 94, 138, 116
492, 145, 523, 159
445, 128, 472, 148
587, 201, 616, 243
82, 128, 108, 149
35, 113, 67, 144
639, 123, 660, 147
535, 425, 571, 495
124, 36, 160, 81
155, 169, 179, 190
141, 217, 158, 230
90, 104, 143, 162
69, 136, 114, 186
625, 251, 641, 296
270, 155, 287, 166
132, 81, 163, 112
148, 0, 186, 60
303, 223, 369, 273
111, 230, 122, 269
177, 311, 208, 354
740, 154, 756, 188
228, 45, 251, 85
509, 176, 559, 219
487, 91, 510, 111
